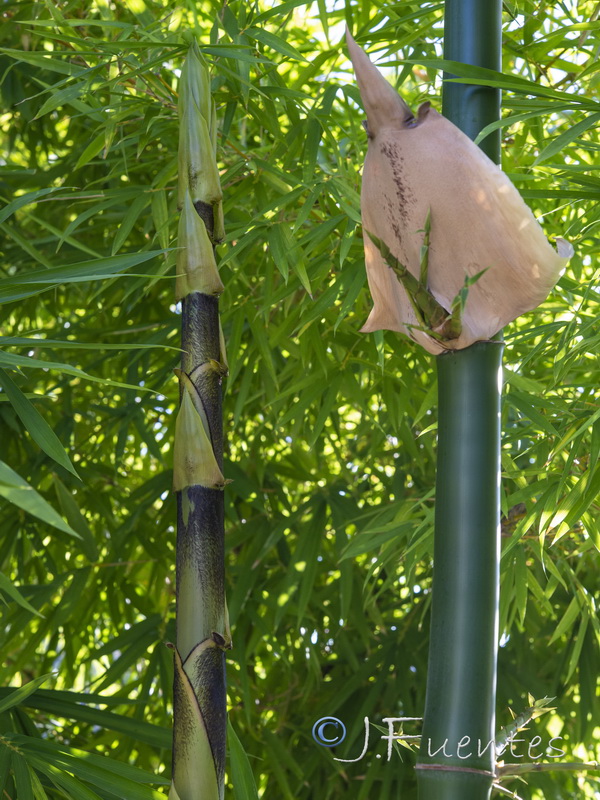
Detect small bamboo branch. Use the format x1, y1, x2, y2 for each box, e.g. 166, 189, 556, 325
497, 761, 599, 778
492, 784, 524, 800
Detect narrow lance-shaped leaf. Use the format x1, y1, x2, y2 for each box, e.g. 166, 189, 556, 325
0, 460, 79, 538
0, 368, 79, 478
0, 675, 52, 714
52, 475, 99, 561
0, 572, 44, 618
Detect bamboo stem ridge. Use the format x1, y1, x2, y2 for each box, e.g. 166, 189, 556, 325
170, 41, 230, 800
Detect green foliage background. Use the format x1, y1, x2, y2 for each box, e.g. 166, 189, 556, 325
0, 0, 599, 798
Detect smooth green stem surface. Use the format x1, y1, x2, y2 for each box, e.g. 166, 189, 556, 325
417, 3, 503, 798
417, 343, 503, 799
442, 0, 502, 161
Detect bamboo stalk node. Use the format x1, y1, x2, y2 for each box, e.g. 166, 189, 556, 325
211, 630, 233, 650
208, 358, 229, 378
416, 764, 496, 777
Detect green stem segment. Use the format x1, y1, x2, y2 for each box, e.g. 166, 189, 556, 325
441, 0, 501, 162
417, 2, 502, 798
171, 42, 229, 800
417, 343, 503, 799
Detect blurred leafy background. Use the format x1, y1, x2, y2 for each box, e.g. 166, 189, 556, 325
0, 0, 598, 797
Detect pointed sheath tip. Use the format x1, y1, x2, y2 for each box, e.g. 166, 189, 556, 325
173, 372, 225, 491
344, 28, 413, 136
175, 190, 224, 300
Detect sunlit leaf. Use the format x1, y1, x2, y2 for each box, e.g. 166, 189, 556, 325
0, 461, 79, 538
0, 369, 79, 478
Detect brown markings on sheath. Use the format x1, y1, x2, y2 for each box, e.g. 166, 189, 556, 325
379, 140, 415, 245
380, 141, 413, 212
385, 195, 403, 244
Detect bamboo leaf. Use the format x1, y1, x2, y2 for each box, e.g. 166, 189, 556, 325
112, 195, 150, 255
514, 547, 528, 628
52, 476, 98, 560
245, 27, 307, 62
15, 736, 168, 794
11, 752, 35, 800
0, 369, 79, 478
565, 611, 589, 683
252, 0, 310, 24
534, 112, 600, 164
0, 572, 44, 618
0, 747, 11, 800
0, 675, 51, 714
267, 224, 290, 282
228, 720, 259, 800
292, 184, 322, 233
308, 378, 340, 446
75, 132, 106, 170
0, 351, 154, 390
341, 520, 415, 560
509, 391, 559, 435
0, 188, 67, 225
334, 267, 366, 332
0, 336, 179, 351
303, 116, 322, 181
293, 500, 326, 623
406, 57, 598, 105
0, 687, 171, 749
33, 81, 88, 119
0, 47, 79, 75
0, 461, 79, 538
152, 189, 170, 250
0, 251, 164, 304
30, 758, 103, 800
549, 595, 581, 644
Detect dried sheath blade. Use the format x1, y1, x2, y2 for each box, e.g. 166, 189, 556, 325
346, 30, 573, 354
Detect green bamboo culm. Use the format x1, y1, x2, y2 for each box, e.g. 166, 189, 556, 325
417, 344, 503, 799
416, 2, 503, 799
170, 40, 230, 800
